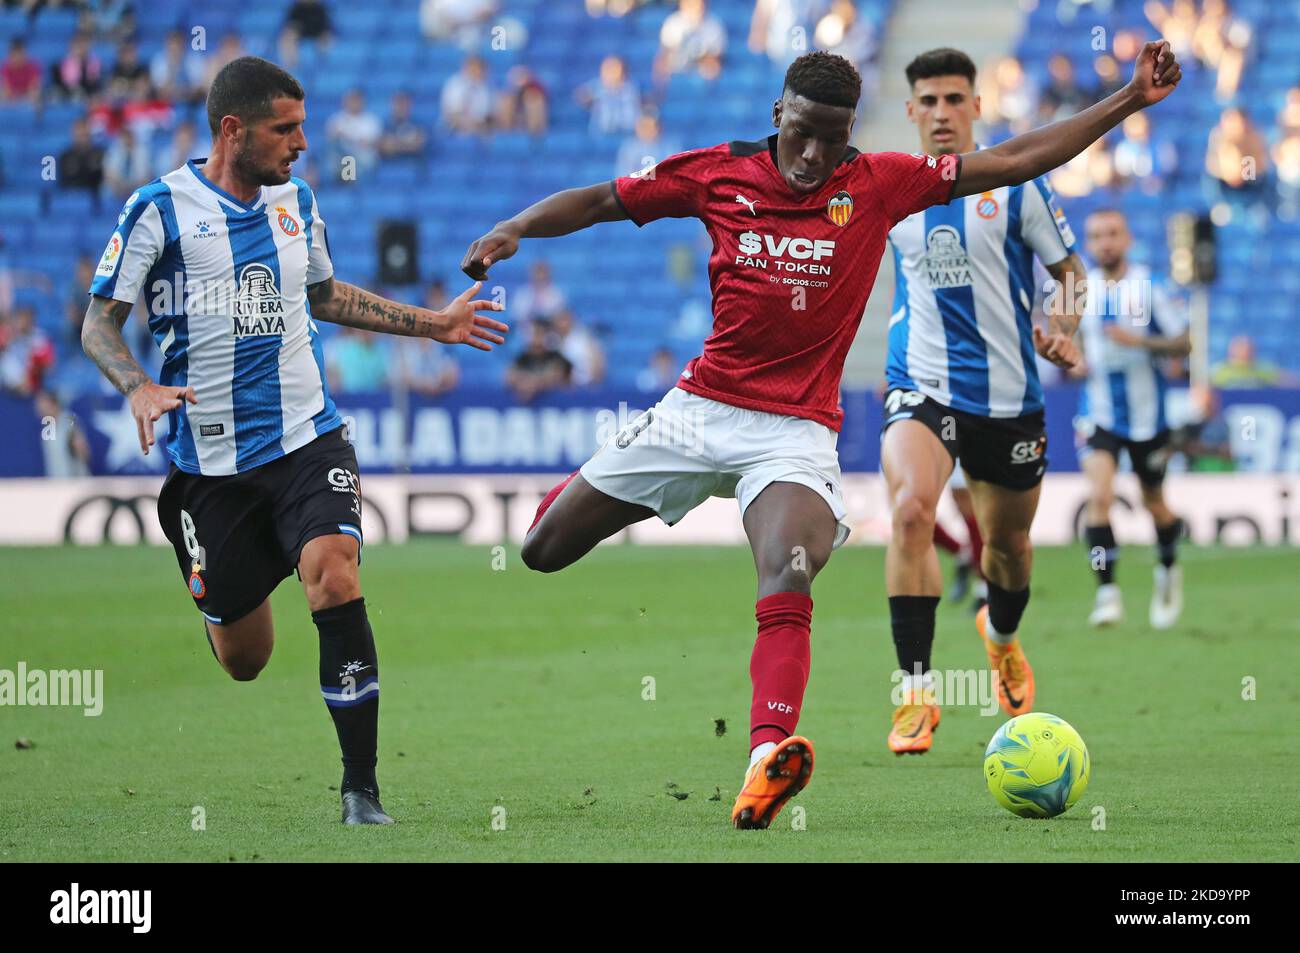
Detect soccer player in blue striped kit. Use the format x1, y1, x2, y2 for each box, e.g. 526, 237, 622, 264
879, 48, 1091, 753
81, 57, 508, 823
1074, 207, 1189, 629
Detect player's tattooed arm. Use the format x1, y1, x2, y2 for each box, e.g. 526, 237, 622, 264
461, 182, 627, 280
951, 40, 1181, 198
1034, 253, 1087, 370
308, 277, 507, 350
82, 294, 197, 454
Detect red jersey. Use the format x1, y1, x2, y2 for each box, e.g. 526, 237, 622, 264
614, 136, 959, 430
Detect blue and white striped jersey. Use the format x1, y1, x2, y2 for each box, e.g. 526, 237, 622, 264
1077, 263, 1186, 441
885, 171, 1077, 418
90, 159, 341, 476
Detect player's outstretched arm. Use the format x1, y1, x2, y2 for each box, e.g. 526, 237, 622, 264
952, 40, 1182, 198
82, 294, 197, 454
1035, 252, 1088, 369
307, 277, 508, 350
461, 182, 627, 280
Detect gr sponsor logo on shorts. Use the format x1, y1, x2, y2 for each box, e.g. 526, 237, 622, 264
1010, 437, 1046, 465
595, 402, 706, 457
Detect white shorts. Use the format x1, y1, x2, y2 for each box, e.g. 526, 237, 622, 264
580, 387, 850, 548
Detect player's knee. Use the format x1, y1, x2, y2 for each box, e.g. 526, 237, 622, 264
520, 529, 562, 573
987, 531, 1031, 566
223, 655, 267, 682
305, 556, 361, 610
892, 491, 937, 545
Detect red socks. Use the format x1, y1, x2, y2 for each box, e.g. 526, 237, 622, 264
932, 521, 962, 556
963, 513, 985, 578
528, 470, 579, 534
749, 592, 813, 749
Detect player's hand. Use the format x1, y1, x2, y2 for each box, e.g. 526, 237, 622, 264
128, 382, 196, 455
432, 281, 508, 351
1033, 327, 1081, 370
461, 221, 523, 280
1104, 324, 1144, 348
1127, 39, 1182, 107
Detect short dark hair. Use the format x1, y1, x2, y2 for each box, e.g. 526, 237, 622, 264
206, 55, 304, 136
905, 48, 977, 88
783, 51, 861, 110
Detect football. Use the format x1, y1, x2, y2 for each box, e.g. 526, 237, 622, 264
984, 713, 1091, 819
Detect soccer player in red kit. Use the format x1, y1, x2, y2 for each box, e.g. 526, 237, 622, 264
462, 46, 1181, 829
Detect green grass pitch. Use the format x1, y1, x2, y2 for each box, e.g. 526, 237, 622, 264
1, 541, 1296, 861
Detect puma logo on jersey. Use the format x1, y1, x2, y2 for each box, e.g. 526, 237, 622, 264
735, 194, 759, 215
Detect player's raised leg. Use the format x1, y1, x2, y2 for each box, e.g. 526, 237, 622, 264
730, 482, 834, 829
299, 533, 391, 825
521, 472, 656, 573
880, 416, 952, 754
1081, 445, 1124, 626
1140, 479, 1184, 629
967, 476, 1039, 716
204, 601, 275, 680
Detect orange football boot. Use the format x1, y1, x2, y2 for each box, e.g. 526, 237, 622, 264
976, 604, 1035, 716
888, 689, 941, 754
731, 735, 814, 830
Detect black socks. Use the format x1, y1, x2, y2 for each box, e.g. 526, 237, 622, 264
987, 581, 1030, 637
1085, 524, 1118, 585
889, 595, 939, 675
313, 597, 380, 795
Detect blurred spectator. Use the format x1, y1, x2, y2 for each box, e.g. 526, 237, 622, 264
34, 390, 91, 478
421, 0, 499, 49
440, 55, 494, 135
280, 0, 335, 66
513, 261, 566, 323
1211, 334, 1288, 388
586, 0, 654, 15
156, 119, 198, 176
551, 309, 605, 387
1112, 111, 1176, 192
576, 55, 640, 136
615, 108, 679, 178
150, 29, 205, 104
1090, 53, 1126, 100
1191, 0, 1250, 101
1144, 0, 1199, 59
1205, 106, 1269, 210
327, 88, 383, 179
65, 255, 95, 347
1277, 87, 1300, 140
497, 65, 549, 137
1274, 130, 1300, 220
749, 0, 817, 65
202, 34, 246, 94
1050, 138, 1115, 198
104, 126, 151, 199
980, 56, 1033, 135
58, 118, 105, 193
327, 327, 391, 392
0, 307, 55, 397
398, 281, 459, 396
1037, 53, 1089, 121
637, 346, 679, 392
50, 33, 102, 100
655, 0, 726, 83
2, 38, 42, 104
107, 40, 148, 98
506, 320, 571, 402
814, 1, 879, 107
379, 90, 427, 159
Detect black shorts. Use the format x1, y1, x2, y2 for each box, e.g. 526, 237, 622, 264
881, 389, 1048, 491
157, 426, 363, 626
1078, 423, 1171, 487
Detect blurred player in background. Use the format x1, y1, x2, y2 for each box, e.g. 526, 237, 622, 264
463, 43, 1181, 828
932, 468, 986, 609
81, 56, 507, 825
1073, 208, 1189, 628
881, 48, 1089, 755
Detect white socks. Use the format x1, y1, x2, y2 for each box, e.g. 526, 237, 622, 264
749, 741, 777, 768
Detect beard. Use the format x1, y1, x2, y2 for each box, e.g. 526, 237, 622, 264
233, 138, 290, 186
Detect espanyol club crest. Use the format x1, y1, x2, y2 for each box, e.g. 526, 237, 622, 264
188, 562, 206, 599
976, 192, 999, 219
827, 191, 853, 227
275, 206, 300, 236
